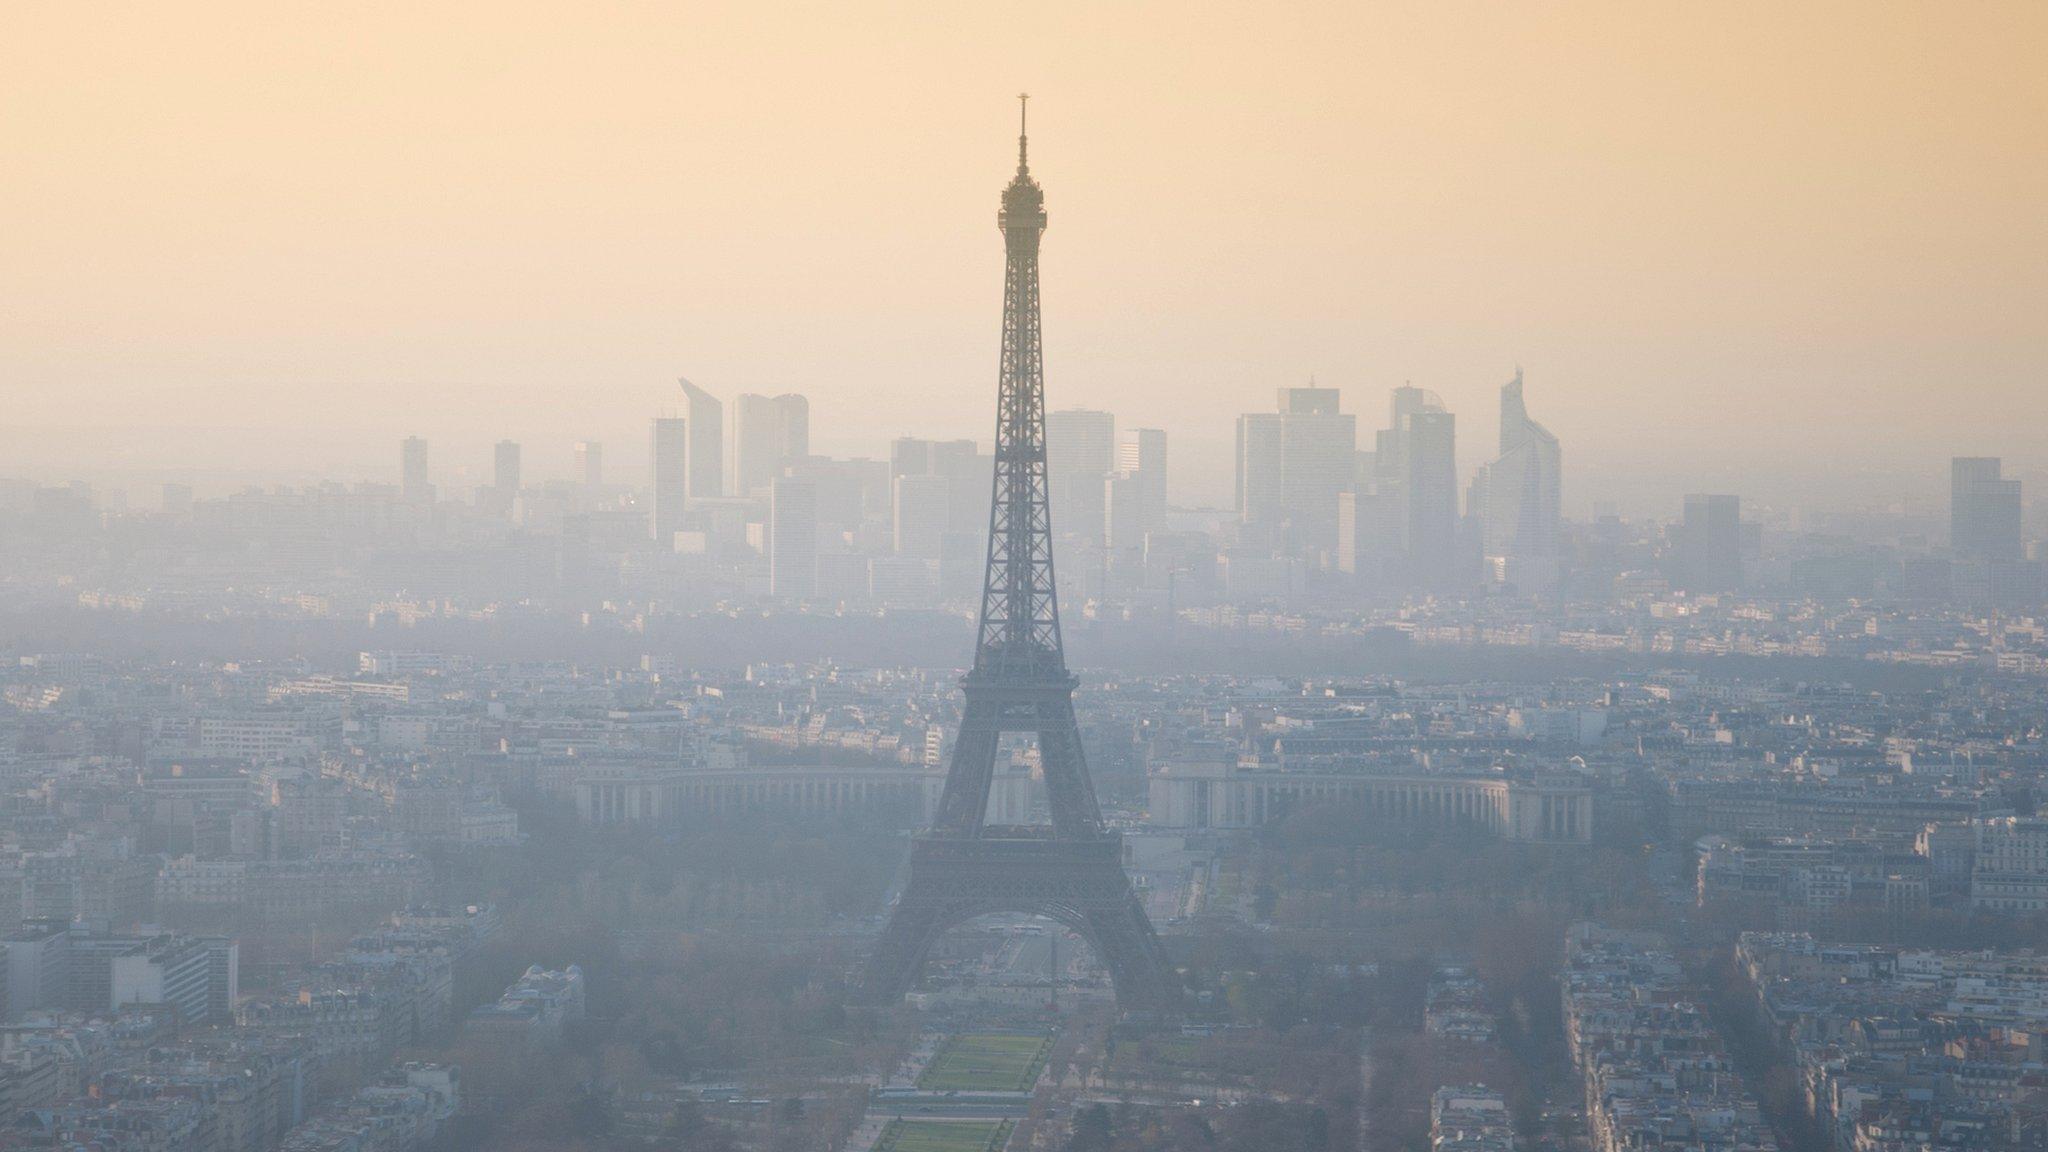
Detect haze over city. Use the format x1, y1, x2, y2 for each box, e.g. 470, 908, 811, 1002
3, 6, 2048, 1152
6, 2, 2045, 512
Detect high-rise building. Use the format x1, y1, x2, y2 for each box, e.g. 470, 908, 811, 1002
1677, 494, 1742, 593
400, 436, 431, 503
1046, 408, 1115, 544
486, 440, 521, 517
676, 378, 724, 501
890, 436, 935, 478
1952, 457, 2022, 562
1237, 386, 1357, 560
893, 437, 989, 599
1360, 386, 1460, 586
651, 417, 689, 548
786, 454, 885, 540
574, 440, 603, 486
930, 441, 991, 555
1469, 369, 1562, 587
1105, 469, 1148, 570
1404, 407, 1459, 584
1337, 488, 1400, 580
892, 435, 989, 540
781, 398, 810, 462
732, 393, 809, 496
493, 440, 521, 495
1236, 412, 1285, 538
1116, 428, 1168, 539
768, 474, 817, 598
892, 472, 949, 561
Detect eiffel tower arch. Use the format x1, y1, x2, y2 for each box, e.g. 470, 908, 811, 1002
860, 98, 1178, 1012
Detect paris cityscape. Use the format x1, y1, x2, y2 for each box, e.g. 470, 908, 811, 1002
4, 5, 2047, 1152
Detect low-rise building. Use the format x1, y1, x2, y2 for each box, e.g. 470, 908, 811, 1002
1432, 1084, 1516, 1152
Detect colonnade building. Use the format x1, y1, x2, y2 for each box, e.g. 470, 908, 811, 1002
572, 759, 942, 826
1146, 760, 1593, 843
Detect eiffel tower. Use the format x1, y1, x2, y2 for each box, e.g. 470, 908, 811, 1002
860, 97, 1178, 1012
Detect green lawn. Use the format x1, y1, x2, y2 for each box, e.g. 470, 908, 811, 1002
916, 1033, 1052, 1092
1106, 1033, 1210, 1081
873, 1118, 1014, 1152
1148, 1036, 1203, 1065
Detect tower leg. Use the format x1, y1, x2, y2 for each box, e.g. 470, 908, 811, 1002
1083, 899, 1178, 1012
860, 902, 942, 1005
1035, 694, 1104, 834
859, 843, 1179, 1012
932, 697, 1005, 835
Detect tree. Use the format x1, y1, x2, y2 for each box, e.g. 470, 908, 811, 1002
1066, 1102, 1114, 1152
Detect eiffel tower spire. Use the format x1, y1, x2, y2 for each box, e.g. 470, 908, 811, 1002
859, 102, 1178, 1013
1017, 91, 1030, 174
976, 89, 1061, 682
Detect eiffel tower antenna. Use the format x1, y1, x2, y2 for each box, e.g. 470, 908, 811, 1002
859, 100, 1178, 1013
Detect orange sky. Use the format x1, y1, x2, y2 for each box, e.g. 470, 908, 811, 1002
3, 1, 2044, 510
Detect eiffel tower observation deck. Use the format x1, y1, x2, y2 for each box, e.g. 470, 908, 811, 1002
859, 98, 1179, 1012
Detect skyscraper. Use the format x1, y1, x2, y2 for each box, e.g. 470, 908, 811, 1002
493, 440, 520, 493
1470, 369, 1562, 587
1117, 427, 1168, 539
784, 453, 886, 539
400, 436, 430, 504
1236, 411, 1285, 538
488, 440, 521, 517
651, 417, 689, 548
1046, 408, 1115, 544
1363, 386, 1460, 586
892, 472, 949, 561
892, 436, 990, 598
1677, 494, 1742, 593
574, 440, 603, 487
1105, 469, 1148, 570
768, 474, 817, 598
1237, 386, 1357, 560
930, 439, 991, 536
676, 378, 724, 501
890, 436, 980, 498
1337, 488, 1400, 580
890, 436, 934, 477
732, 393, 809, 496
1952, 457, 2022, 562
1404, 406, 1459, 584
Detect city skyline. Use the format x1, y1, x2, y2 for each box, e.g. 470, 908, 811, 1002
28, 368, 2037, 525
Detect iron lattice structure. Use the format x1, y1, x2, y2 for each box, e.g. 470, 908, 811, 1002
860, 99, 1178, 1012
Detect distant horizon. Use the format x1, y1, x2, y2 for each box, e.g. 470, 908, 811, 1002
5, 3, 2043, 523
0, 385, 2031, 524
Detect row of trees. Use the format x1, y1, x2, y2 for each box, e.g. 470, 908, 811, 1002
419, 800, 924, 1150
1062, 1099, 1336, 1152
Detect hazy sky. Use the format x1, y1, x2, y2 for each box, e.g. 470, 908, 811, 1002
4, 1, 2044, 512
